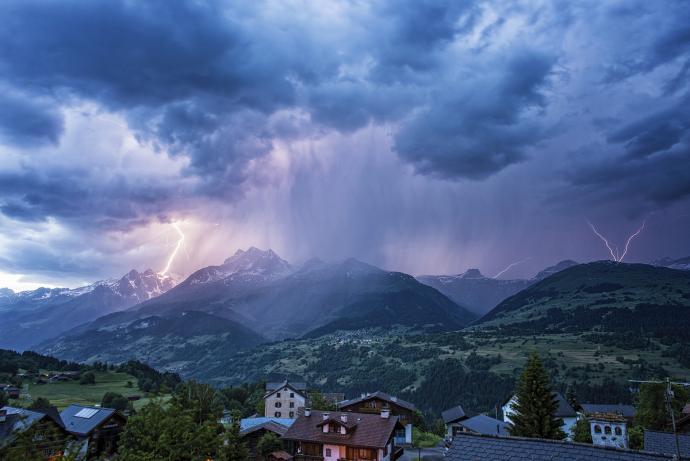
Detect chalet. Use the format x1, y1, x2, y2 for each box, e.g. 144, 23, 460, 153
503, 392, 577, 439
338, 392, 416, 445
0, 406, 72, 460
265, 380, 308, 419
60, 404, 127, 459
240, 417, 294, 461
441, 405, 468, 438
282, 408, 404, 461
588, 413, 628, 449
0, 385, 20, 399
644, 430, 690, 458
446, 432, 674, 461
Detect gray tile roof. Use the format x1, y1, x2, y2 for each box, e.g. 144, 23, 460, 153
552, 392, 577, 417
446, 433, 673, 461
266, 381, 307, 391
0, 407, 47, 448
338, 391, 417, 412
580, 404, 636, 418
458, 415, 509, 436
644, 430, 690, 458
442, 405, 467, 424
60, 405, 117, 436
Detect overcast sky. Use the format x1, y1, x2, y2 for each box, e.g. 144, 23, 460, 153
1, 0, 689, 290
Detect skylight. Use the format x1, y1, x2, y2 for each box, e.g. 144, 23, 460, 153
74, 408, 99, 418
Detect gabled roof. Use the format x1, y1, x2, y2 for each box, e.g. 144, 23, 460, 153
442, 405, 467, 424
264, 380, 308, 399
60, 405, 119, 436
580, 404, 636, 418
282, 409, 402, 449
240, 417, 295, 432
0, 406, 63, 449
505, 392, 577, 418
458, 415, 509, 436
644, 430, 690, 458
240, 420, 291, 437
447, 433, 673, 461
337, 391, 417, 412
266, 381, 307, 391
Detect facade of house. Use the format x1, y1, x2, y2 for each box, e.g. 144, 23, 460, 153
588, 413, 628, 448
0, 406, 72, 460
60, 404, 127, 459
338, 392, 416, 445
265, 380, 308, 419
441, 405, 468, 439
282, 408, 404, 461
446, 432, 674, 461
503, 392, 578, 439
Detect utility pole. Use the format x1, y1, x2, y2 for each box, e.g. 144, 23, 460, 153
629, 378, 690, 460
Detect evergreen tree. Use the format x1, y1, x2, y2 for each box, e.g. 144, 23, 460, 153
636, 382, 689, 431
565, 384, 578, 410
571, 418, 592, 443
223, 410, 249, 461
28, 397, 52, 412
256, 432, 283, 459
509, 353, 566, 439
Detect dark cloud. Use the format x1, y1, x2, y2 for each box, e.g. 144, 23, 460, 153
0, 91, 63, 146
393, 50, 555, 179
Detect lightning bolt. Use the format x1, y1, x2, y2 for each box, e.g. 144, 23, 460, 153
493, 257, 532, 279
160, 222, 185, 274
587, 219, 646, 262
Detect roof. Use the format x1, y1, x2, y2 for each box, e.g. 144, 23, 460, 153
0, 406, 63, 449
446, 433, 673, 461
241, 417, 295, 432
265, 380, 308, 399
266, 381, 307, 391
644, 430, 690, 458
504, 392, 576, 418
683, 403, 690, 414
338, 391, 417, 412
580, 404, 636, 418
458, 415, 510, 436
442, 405, 467, 424
241, 420, 291, 437
282, 409, 402, 449
60, 405, 118, 436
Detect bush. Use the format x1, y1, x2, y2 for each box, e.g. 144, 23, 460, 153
80, 371, 96, 385
412, 428, 442, 448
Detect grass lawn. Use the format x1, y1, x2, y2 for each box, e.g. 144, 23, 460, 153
10, 371, 168, 410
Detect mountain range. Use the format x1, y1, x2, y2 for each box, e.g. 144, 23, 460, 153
417, 260, 578, 315
0, 269, 177, 350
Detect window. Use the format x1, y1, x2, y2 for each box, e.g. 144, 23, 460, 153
604, 426, 612, 435
615, 427, 623, 436
346, 447, 376, 460
329, 423, 341, 433
290, 402, 295, 408
325, 448, 332, 457
275, 402, 282, 408
275, 411, 282, 417
367, 401, 377, 409
276, 392, 281, 398
290, 392, 295, 398
594, 425, 602, 434
289, 411, 294, 418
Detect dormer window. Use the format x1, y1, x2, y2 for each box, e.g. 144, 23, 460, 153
329, 423, 341, 433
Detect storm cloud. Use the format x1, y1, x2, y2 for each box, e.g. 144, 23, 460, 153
0, 0, 689, 287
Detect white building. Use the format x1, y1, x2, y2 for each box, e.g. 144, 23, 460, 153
502, 392, 578, 440
264, 380, 307, 419
589, 414, 628, 449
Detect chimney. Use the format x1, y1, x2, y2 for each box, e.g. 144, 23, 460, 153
381, 409, 390, 419
361, 393, 366, 398
322, 412, 330, 421
304, 408, 311, 417
340, 414, 348, 423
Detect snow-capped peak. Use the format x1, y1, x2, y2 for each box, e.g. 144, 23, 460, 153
188, 248, 291, 285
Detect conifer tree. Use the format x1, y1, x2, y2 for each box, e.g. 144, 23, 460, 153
223, 410, 249, 461
509, 353, 565, 439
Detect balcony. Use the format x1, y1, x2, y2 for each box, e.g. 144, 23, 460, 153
292, 456, 324, 461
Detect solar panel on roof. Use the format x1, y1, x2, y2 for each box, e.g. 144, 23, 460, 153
74, 408, 99, 418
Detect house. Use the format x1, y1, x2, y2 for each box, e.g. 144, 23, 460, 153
265, 380, 308, 419
441, 405, 468, 438
282, 408, 404, 461
503, 392, 578, 439
580, 403, 636, 423
240, 418, 294, 461
644, 430, 690, 458
0, 385, 20, 399
60, 404, 127, 459
0, 406, 72, 460
446, 432, 674, 461
338, 391, 416, 445
588, 413, 628, 448
452, 414, 510, 437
